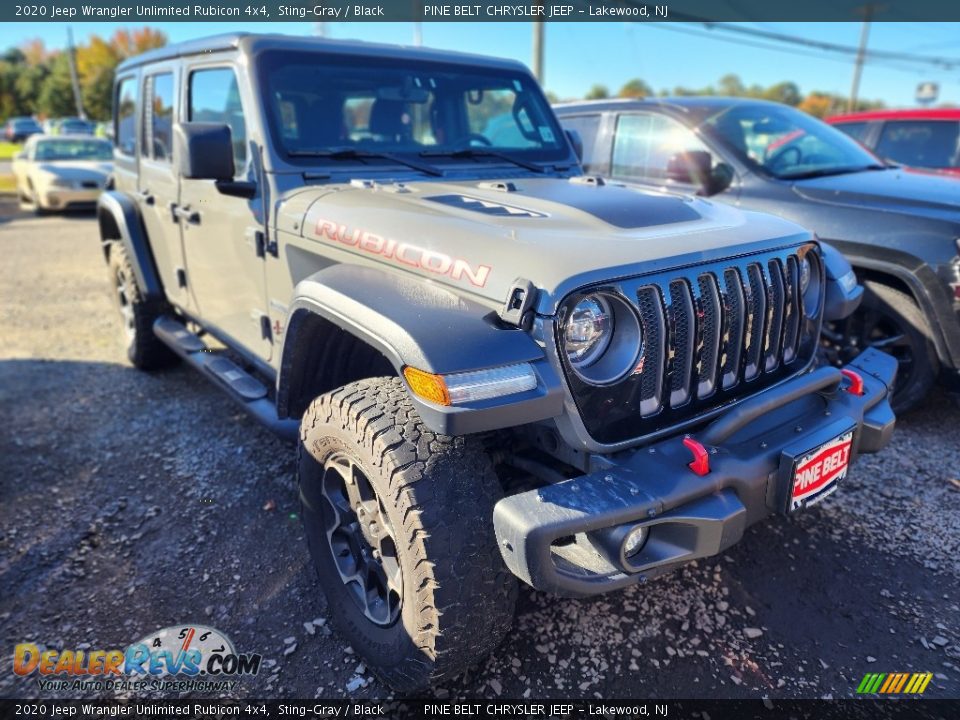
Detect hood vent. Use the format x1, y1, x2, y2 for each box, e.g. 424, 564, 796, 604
425, 194, 546, 218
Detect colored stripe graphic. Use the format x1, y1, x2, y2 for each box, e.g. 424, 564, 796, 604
858, 671, 932, 694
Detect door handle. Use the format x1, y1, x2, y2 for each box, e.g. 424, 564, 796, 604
138, 189, 155, 205
170, 203, 200, 225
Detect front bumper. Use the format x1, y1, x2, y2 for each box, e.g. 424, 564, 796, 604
41, 188, 102, 209
493, 348, 897, 597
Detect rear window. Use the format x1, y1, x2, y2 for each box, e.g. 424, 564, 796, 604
875, 120, 960, 169
142, 72, 175, 163
832, 121, 870, 143
115, 76, 137, 156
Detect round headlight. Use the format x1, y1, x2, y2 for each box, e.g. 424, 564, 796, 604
565, 295, 613, 368
563, 293, 643, 385
799, 251, 822, 317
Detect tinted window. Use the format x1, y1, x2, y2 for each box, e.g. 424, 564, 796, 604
833, 121, 870, 143
875, 120, 960, 169
142, 73, 174, 162
612, 113, 711, 181
259, 51, 568, 169
701, 103, 880, 179
115, 76, 137, 155
559, 114, 602, 171
189, 67, 247, 172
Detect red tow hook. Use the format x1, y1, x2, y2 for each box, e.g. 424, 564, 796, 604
840, 368, 865, 396
682, 436, 711, 476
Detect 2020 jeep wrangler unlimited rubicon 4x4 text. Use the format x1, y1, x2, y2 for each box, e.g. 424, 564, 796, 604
98, 34, 896, 691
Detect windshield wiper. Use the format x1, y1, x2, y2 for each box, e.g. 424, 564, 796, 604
419, 147, 550, 174
778, 164, 887, 180
287, 147, 443, 177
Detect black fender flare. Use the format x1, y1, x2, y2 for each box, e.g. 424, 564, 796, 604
277, 264, 565, 435
96, 191, 164, 302
829, 245, 960, 369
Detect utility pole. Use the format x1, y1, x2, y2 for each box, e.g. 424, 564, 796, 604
848, 4, 874, 112
66, 26, 84, 118
532, 21, 544, 84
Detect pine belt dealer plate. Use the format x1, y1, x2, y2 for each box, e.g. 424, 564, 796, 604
789, 429, 854, 512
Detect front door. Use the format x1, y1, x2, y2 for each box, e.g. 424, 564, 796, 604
178, 64, 271, 361
137, 66, 189, 309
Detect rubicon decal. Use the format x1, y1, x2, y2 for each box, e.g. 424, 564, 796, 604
314, 219, 491, 288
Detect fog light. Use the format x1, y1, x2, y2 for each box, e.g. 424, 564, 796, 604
622, 525, 648, 559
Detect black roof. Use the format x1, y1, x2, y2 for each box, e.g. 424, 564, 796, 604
117, 32, 528, 74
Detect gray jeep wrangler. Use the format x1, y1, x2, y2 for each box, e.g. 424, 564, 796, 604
98, 33, 896, 691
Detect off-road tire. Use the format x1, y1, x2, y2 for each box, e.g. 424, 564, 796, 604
107, 242, 178, 370
299, 377, 517, 692
863, 280, 939, 413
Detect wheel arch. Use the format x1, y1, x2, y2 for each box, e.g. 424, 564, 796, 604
276, 263, 565, 434
839, 250, 960, 369
96, 191, 164, 302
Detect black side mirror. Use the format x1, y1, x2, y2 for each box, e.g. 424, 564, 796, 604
174, 122, 256, 199
175, 122, 234, 180
666, 150, 733, 197
666, 150, 711, 185
565, 128, 583, 162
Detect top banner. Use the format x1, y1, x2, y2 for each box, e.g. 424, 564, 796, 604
6, 0, 960, 23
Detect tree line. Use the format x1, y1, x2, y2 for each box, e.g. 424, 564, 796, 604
571, 73, 888, 118
0, 28, 166, 122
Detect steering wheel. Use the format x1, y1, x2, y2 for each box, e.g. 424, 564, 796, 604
463, 133, 493, 147
766, 144, 802, 172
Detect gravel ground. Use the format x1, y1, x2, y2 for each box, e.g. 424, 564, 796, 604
1, 200, 958, 701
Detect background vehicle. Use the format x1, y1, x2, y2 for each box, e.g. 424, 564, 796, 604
556, 98, 960, 412
4, 116, 42, 142
98, 34, 893, 692
57, 117, 96, 136
12, 135, 113, 212
827, 108, 960, 176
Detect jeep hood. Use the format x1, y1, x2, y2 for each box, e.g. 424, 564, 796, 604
791, 167, 960, 223
286, 177, 810, 312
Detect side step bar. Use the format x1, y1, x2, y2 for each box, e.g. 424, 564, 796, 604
153, 316, 300, 442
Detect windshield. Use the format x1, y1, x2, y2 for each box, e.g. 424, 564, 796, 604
259, 50, 569, 171
702, 103, 883, 179
35, 139, 112, 161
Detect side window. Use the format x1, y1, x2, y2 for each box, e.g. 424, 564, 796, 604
612, 113, 711, 181
833, 121, 870, 144
142, 73, 174, 163
559, 114, 602, 171
875, 120, 960, 169
189, 67, 247, 173
115, 76, 137, 156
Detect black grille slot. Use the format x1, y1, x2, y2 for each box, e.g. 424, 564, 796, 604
636, 286, 666, 416
668, 280, 695, 407
782, 255, 801, 364
743, 264, 767, 381
721, 268, 746, 390
696, 274, 722, 398
764, 260, 787, 372
559, 244, 820, 446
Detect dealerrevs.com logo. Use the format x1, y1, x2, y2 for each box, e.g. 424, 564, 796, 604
13, 625, 261, 693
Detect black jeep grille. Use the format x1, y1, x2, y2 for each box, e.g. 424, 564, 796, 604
558, 244, 823, 445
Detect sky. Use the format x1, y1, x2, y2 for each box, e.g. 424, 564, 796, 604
2, 21, 958, 107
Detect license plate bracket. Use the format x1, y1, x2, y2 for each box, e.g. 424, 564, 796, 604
773, 420, 857, 514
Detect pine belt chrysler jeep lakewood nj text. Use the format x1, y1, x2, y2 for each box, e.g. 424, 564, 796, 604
97, 34, 897, 691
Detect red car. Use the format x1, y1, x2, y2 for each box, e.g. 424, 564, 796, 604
827, 108, 960, 176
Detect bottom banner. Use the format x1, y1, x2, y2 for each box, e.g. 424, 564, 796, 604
0, 699, 956, 720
